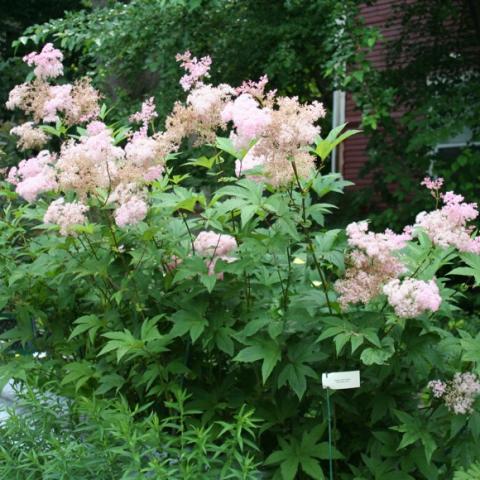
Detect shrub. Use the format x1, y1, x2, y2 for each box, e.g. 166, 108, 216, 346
1, 43, 480, 479
0, 386, 261, 479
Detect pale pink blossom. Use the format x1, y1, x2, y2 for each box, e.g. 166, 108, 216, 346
194, 231, 237, 257
56, 127, 123, 196
429, 373, 480, 414
42, 85, 72, 123
236, 75, 272, 98
421, 176, 444, 191
335, 221, 410, 308
7, 150, 57, 202
5, 83, 30, 110
114, 196, 148, 228
44, 197, 88, 236
383, 278, 441, 318
415, 191, 480, 253
188, 83, 234, 118
10, 122, 49, 150
176, 51, 212, 91
23, 43, 63, 80
221, 94, 271, 149
86, 121, 108, 136
125, 136, 157, 167
428, 380, 447, 398
130, 97, 157, 138
143, 165, 164, 182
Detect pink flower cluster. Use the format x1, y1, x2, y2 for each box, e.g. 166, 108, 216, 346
6, 150, 56, 202
114, 197, 148, 228
335, 221, 411, 308
383, 278, 441, 318
173, 58, 325, 186
129, 97, 158, 139
221, 94, 271, 150
194, 231, 237, 277
421, 176, 444, 191
44, 197, 89, 236
175, 51, 212, 91
7, 45, 100, 125
5, 83, 30, 111
10, 122, 49, 150
428, 373, 480, 414
56, 122, 124, 196
415, 190, 480, 253
236, 75, 272, 98
23, 43, 63, 80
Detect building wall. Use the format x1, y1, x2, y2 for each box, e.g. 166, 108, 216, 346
342, 0, 403, 187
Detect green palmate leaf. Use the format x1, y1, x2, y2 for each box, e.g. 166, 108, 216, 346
313, 125, 360, 161
300, 457, 325, 479
170, 309, 207, 343
98, 330, 144, 362
185, 155, 217, 169
234, 339, 281, 383
277, 363, 317, 400
454, 462, 480, 480
62, 361, 96, 391
69, 314, 103, 343
216, 136, 242, 158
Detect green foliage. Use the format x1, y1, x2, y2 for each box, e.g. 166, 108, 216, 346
454, 462, 480, 480
1, 132, 480, 477
330, 0, 480, 230
13, 0, 349, 120
0, 386, 261, 479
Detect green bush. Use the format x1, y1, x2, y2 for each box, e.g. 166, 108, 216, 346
0, 386, 261, 479
1, 42, 480, 479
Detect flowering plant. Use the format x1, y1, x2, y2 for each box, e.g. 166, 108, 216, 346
1, 45, 480, 478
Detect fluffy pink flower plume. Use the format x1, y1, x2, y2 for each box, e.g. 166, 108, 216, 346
221, 94, 271, 150
10, 122, 49, 150
346, 221, 412, 255
176, 50, 212, 91
421, 176, 444, 191
42, 84, 72, 123
428, 373, 480, 414
125, 136, 157, 167
114, 196, 148, 228
86, 121, 108, 136
187, 83, 234, 118
23, 43, 63, 80
129, 97, 158, 138
5, 83, 30, 110
44, 198, 89, 236
194, 231, 237, 256
193, 231, 237, 278
236, 75, 273, 98
143, 165, 164, 182
414, 190, 480, 253
428, 380, 447, 398
383, 278, 441, 318
335, 221, 410, 308
7, 150, 56, 202
56, 124, 124, 196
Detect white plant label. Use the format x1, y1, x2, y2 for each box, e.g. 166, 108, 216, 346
322, 370, 360, 390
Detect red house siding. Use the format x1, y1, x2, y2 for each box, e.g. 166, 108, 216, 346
342, 0, 403, 186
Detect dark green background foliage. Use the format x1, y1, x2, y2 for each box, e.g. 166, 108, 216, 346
331, 0, 480, 229
15, 0, 346, 120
